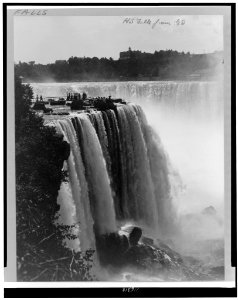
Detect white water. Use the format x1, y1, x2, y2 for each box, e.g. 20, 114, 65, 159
51, 104, 177, 252
32, 80, 224, 246
31, 80, 222, 120
55, 120, 95, 251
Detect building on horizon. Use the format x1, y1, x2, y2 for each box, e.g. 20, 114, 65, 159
119, 47, 147, 60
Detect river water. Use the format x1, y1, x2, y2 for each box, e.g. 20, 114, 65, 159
31, 80, 224, 244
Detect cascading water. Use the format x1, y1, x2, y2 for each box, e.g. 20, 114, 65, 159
55, 103, 175, 251
32, 79, 224, 280
33, 80, 224, 228
31, 80, 222, 119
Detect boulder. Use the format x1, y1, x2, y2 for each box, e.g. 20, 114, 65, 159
95, 226, 143, 266
94, 226, 221, 281
128, 226, 142, 246
95, 232, 129, 266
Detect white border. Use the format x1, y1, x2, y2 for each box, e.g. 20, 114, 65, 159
2, 1, 236, 293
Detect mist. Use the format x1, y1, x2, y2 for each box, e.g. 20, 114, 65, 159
136, 82, 224, 256
30, 77, 225, 277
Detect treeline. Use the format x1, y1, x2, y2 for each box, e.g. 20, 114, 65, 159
15, 50, 223, 82
15, 76, 95, 281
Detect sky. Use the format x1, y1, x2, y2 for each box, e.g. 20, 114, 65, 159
14, 15, 223, 64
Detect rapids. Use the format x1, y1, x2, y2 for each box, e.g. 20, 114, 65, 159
31, 80, 223, 120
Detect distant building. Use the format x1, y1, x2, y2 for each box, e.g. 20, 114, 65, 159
119, 47, 152, 60
55, 60, 67, 64
119, 47, 133, 60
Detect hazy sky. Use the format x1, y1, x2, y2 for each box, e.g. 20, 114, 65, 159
14, 15, 223, 64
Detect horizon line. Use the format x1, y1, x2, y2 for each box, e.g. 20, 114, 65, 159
15, 48, 224, 65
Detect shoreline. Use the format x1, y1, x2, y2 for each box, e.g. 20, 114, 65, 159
25, 78, 220, 84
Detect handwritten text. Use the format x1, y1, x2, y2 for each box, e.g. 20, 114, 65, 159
14, 9, 48, 16
122, 17, 185, 29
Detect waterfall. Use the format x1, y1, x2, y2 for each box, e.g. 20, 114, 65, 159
55, 104, 174, 251
32, 79, 224, 247
31, 80, 222, 119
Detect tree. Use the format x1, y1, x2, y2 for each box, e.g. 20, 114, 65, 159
14, 50, 221, 82
15, 76, 95, 281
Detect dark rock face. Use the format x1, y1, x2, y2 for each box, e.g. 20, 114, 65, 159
54, 139, 71, 172
129, 227, 142, 246
95, 232, 129, 266
95, 226, 224, 281
95, 226, 143, 266
61, 141, 71, 161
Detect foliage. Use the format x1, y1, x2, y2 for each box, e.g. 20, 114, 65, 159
14, 50, 222, 82
17, 242, 95, 281
15, 75, 95, 281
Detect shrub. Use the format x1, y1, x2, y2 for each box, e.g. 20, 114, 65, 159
15, 75, 95, 281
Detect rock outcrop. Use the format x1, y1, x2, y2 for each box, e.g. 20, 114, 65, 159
128, 227, 142, 246
95, 226, 224, 281
95, 232, 129, 266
